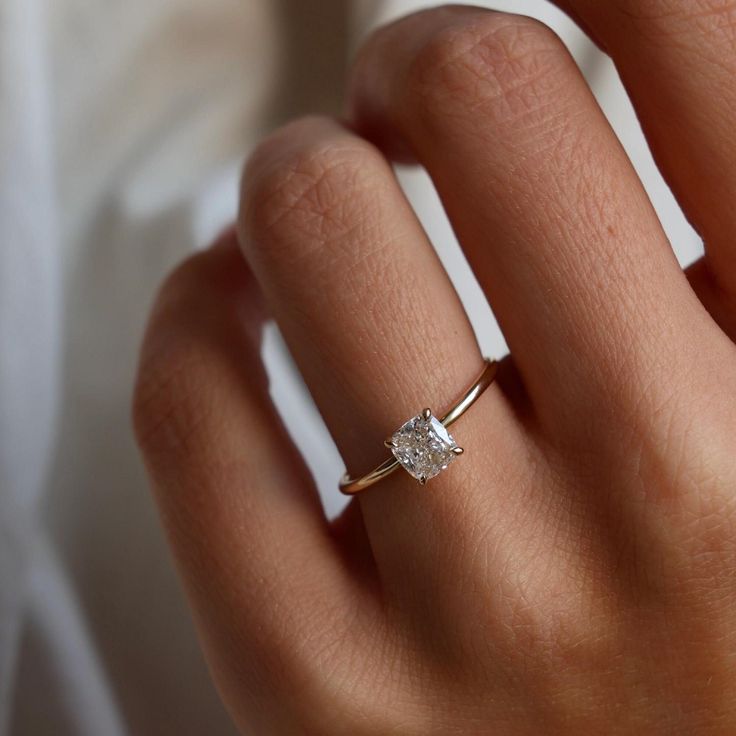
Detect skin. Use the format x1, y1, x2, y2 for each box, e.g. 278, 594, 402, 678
133, 4, 736, 734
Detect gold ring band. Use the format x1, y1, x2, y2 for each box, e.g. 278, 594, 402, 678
339, 359, 498, 495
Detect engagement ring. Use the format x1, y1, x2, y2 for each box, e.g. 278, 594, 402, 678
339, 359, 498, 495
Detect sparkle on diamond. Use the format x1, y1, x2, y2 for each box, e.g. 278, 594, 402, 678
390, 412, 459, 483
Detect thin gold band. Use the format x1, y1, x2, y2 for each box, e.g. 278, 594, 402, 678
339, 359, 498, 496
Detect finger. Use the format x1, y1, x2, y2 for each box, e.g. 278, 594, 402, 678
237, 116, 529, 582
347, 6, 729, 427
687, 257, 736, 339
132, 234, 379, 732
549, 0, 736, 311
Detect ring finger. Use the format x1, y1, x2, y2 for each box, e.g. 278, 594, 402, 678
238, 116, 529, 585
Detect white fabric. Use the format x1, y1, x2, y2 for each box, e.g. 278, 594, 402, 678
0, 0, 701, 733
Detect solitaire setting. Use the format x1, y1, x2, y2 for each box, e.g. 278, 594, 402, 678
339, 359, 497, 496
385, 408, 464, 485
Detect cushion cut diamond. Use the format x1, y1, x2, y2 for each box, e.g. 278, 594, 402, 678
390, 411, 459, 484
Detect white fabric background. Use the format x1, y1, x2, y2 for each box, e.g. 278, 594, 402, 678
0, 0, 701, 733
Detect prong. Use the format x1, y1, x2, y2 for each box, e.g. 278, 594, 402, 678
422, 407, 432, 420
452, 446, 465, 456
384, 438, 397, 449
419, 476, 427, 486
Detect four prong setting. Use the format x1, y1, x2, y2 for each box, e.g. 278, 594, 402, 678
388, 409, 463, 485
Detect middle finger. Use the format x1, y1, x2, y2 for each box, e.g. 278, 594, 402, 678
349, 6, 723, 430
550, 0, 736, 311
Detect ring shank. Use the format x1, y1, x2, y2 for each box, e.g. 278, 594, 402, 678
339, 359, 498, 495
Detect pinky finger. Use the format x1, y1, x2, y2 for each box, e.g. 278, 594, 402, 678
132, 232, 379, 733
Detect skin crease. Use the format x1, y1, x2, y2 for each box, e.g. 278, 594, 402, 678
133, 5, 736, 735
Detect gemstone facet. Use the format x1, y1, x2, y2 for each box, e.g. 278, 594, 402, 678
390, 411, 459, 484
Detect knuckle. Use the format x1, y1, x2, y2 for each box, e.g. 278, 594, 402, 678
632, 369, 736, 505
662, 405, 736, 549
404, 13, 567, 129
241, 121, 387, 262
508, 569, 616, 669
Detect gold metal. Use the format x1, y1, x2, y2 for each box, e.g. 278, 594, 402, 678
339, 359, 498, 495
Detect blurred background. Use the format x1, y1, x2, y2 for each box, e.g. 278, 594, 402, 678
0, 0, 702, 733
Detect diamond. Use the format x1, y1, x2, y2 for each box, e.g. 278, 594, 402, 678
389, 410, 460, 484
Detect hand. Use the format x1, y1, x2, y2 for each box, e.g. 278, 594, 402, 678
133, 4, 736, 733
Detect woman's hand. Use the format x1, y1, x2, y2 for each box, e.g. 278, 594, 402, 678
133, 4, 736, 733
